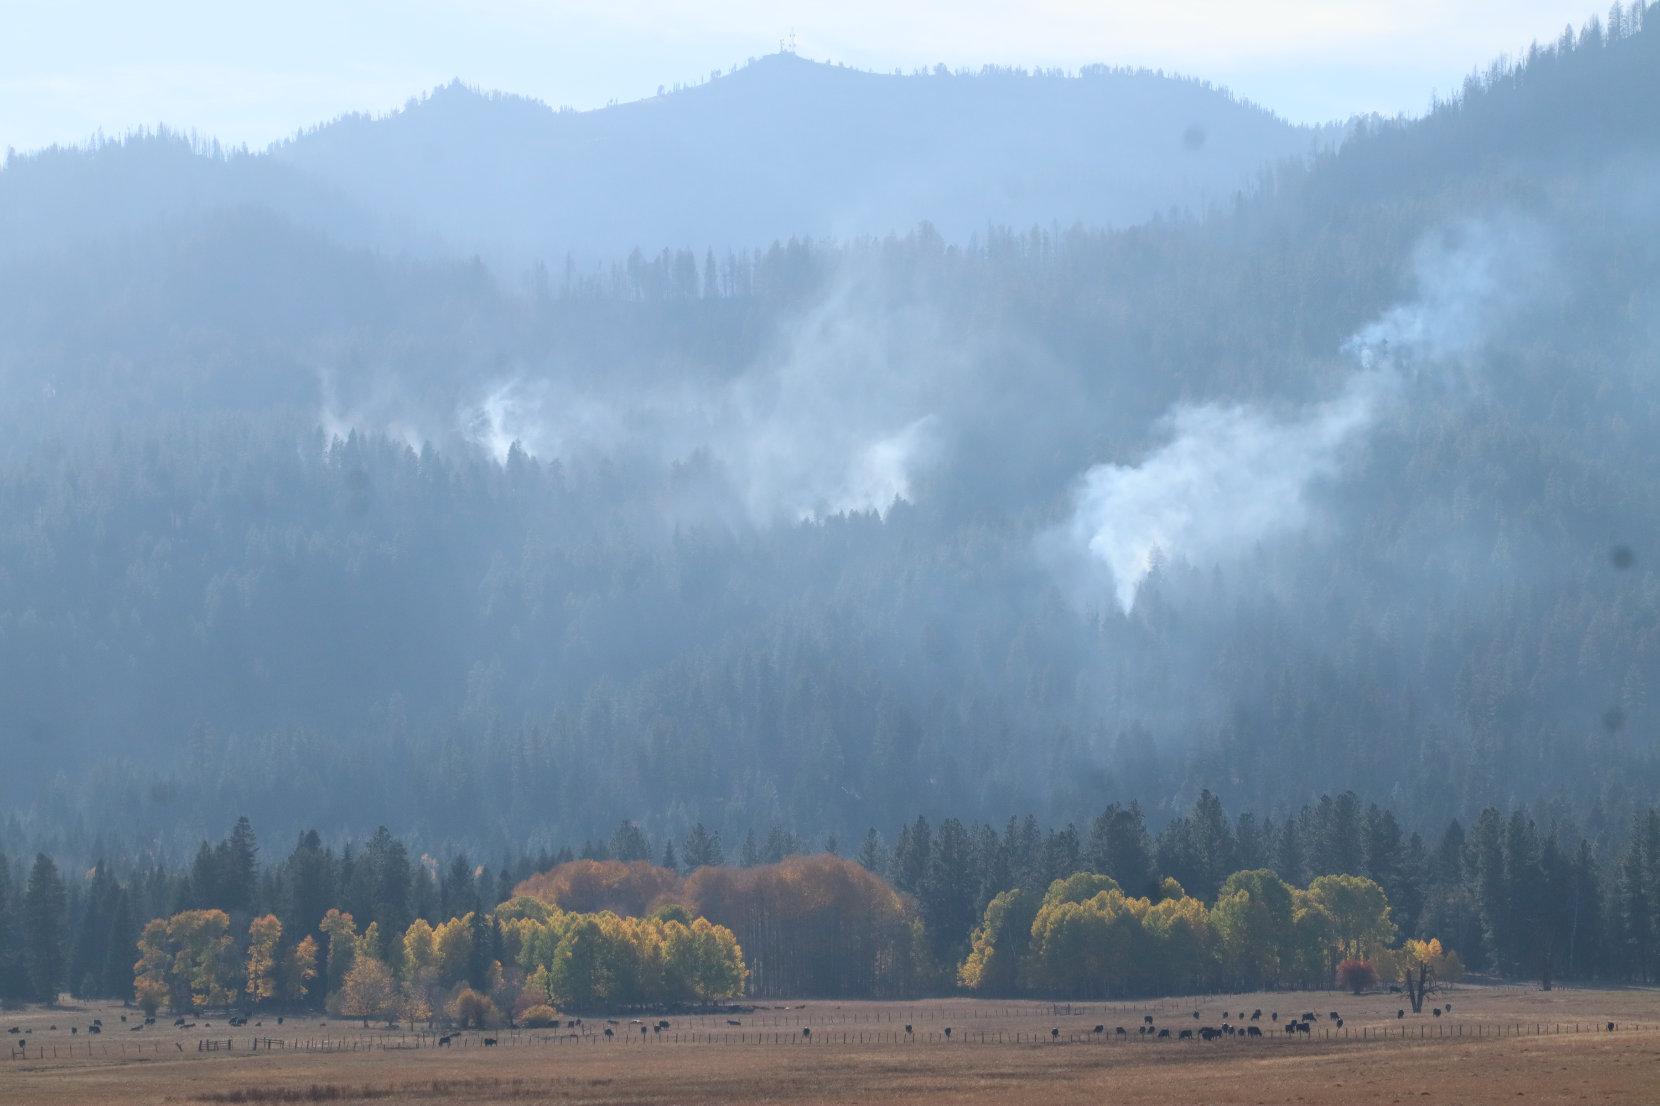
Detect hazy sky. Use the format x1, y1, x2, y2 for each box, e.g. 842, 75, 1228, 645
0, 0, 1609, 152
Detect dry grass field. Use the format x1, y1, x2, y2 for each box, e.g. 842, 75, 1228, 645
5, 985, 1660, 1104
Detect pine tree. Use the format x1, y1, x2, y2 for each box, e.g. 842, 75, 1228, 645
683, 823, 725, 869
23, 853, 68, 1004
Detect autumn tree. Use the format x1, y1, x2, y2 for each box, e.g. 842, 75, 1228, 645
245, 914, 282, 1008
337, 956, 398, 1026
283, 935, 319, 1006
133, 910, 239, 1012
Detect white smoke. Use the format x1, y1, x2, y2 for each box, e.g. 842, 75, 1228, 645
434, 271, 950, 523
1059, 214, 1549, 613
1065, 374, 1388, 612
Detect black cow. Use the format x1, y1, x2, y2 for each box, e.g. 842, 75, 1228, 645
1050, 1028, 1060, 1039
943, 1027, 952, 1038
1192, 1011, 1200, 1020
1271, 1012, 1279, 1022
1250, 1009, 1262, 1020
1178, 1029, 1193, 1040
803, 1028, 812, 1039
1336, 1019, 1344, 1029
1284, 1024, 1297, 1035
1202, 1028, 1221, 1041
1092, 1025, 1104, 1034
1143, 1015, 1155, 1025
438, 1035, 452, 1046
1328, 1012, 1340, 1021
1114, 1027, 1126, 1036
1397, 1009, 1405, 1019
728, 1020, 742, 1027
1433, 1008, 1442, 1018
482, 1037, 497, 1047
1247, 1026, 1262, 1037
1157, 1028, 1170, 1038
904, 1024, 912, 1034
1608, 1022, 1616, 1032
603, 1027, 614, 1038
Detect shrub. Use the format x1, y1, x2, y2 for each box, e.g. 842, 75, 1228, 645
447, 986, 501, 1029
1336, 958, 1379, 994
135, 977, 166, 1017
520, 1004, 560, 1027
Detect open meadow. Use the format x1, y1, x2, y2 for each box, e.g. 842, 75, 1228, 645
6, 984, 1660, 1105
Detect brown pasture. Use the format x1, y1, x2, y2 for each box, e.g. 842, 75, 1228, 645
5, 985, 1660, 1104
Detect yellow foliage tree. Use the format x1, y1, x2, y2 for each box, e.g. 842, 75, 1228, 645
335, 956, 398, 1026
245, 915, 282, 1007
283, 935, 319, 1006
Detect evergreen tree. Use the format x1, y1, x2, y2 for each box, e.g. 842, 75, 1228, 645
23, 854, 68, 1004
683, 823, 724, 869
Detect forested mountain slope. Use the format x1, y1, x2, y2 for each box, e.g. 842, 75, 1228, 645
268, 53, 1327, 262
1, 10, 1657, 863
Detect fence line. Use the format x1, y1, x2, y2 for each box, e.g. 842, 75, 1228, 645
3, 1019, 1647, 1063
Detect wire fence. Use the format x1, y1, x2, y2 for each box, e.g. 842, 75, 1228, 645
5, 1018, 1648, 1063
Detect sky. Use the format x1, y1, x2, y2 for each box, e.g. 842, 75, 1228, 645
0, 0, 1613, 153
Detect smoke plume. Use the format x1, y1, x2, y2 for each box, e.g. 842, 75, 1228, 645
1058, 214, 1549, 612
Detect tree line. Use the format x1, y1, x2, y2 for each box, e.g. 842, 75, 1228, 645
3, 791, 1659, 1008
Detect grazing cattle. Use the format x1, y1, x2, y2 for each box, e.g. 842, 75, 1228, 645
658, 1020, 671, 1029
1201, 1028, 1220, 1041
6, 1028, 17, 1034
1608, 1022, 1616, 1032
1178, 1029, 1193, 1040
903, 1025, 912, 1035
1115, 1027, 1127, 1036
145, 1017, 155, 1025
1443, 1004, 1452, 1013
1092, 1025, 1104, 1034
1300, 1012, 1315, 1022
603, 1028, 614, 1038
1398, 1010, 1405, 1019
1284, 1024, 1297, 1035
802, 1028, 812, 1039
1433, 1008, 1442, 1018
606, 1019, 619, 1026
119, 1016, 126, 1023
1328, 1012, 1340, 1021
71, 1028, 77, 1035
943, 1027, 952, 1038
276, 1016, 284, 1025
129, 1025, 142, 1032
88, 1025, 100, 1035
728, 1020, 742, 1027
1296, 1022, 1311, 1034
482, 1037, 497, 1047
1050, 1028, 1060, 1039
1157, 1028, 1170, 1038
640, 1026, 648, 1036
1247, 1026, 1262, 1038
1271, 1012, 1279, 1022
1251, 1009, 1261, 1020
438, 1036, 451, 1046
1336, 1019, 1344, 1029
1138, 1027, 1147, 1035
1192, 1011, 1200, 1020
1143, 1015, 1154, 1025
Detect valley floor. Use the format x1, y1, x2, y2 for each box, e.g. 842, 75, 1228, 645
5, 985, 1660, 1105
